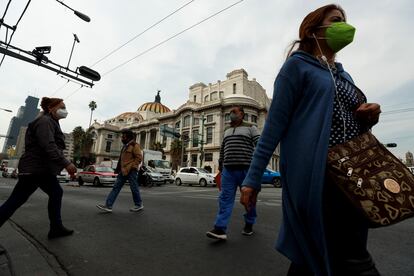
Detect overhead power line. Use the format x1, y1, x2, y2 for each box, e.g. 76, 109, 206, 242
90, 0, 195, 68
65, 86, 83, 100
381, 108, 414, 116
0, 0, 32, 68
65, 0, 244, 100
52, 0, 195, 97
382, 99, 414, 109
102, 0, 244, 77
1, 0, 12, 20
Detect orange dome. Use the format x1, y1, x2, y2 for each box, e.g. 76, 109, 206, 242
137, 102, 171, 113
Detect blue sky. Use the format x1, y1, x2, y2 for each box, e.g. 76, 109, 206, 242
0, 0, 413, 159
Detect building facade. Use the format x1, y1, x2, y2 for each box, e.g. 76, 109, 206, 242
2, 96, 39, 153
406, 151, 414, 167
90, 69, 279, 172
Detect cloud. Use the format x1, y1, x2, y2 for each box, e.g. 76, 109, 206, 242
1, 0, 413, 159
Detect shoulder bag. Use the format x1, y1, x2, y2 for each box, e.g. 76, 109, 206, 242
326, 86, 414, 227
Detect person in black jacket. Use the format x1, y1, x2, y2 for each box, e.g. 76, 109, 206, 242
0, 97, 77, 239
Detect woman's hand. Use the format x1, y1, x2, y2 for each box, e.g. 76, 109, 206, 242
240, 186, 258, 212
355, 103, 381, 127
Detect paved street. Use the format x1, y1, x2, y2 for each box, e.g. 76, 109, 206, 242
0, 177, 413, 276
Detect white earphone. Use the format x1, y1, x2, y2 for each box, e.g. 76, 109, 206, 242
312, 33, 347, 142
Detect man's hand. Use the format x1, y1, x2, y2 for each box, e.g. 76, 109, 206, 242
240, 186, 258, 212
355, 103, 381, 127
65, 163, 77, 175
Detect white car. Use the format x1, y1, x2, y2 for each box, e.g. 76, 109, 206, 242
57, 170, 70, 183
175, 167, 216, 187
2, 167, 17, 178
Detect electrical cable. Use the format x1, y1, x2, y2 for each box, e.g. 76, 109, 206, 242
381, 108, 414, 116
1, 0, 12, 20
0, 0, 32, 68
51, 0, 195, 96
102, 0, 244, 77
65, 0, 244, 100
90, 0, 195, 68
65, 85, 83, 100
51, 80, 70, 96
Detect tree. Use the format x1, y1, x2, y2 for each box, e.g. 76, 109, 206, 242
170, 139, 182, 171
150, 141, 165, 155
88, 101, 97, 127
72, 126, 94, 168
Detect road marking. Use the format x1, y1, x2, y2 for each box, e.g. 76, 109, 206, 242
144, 189, 212, 196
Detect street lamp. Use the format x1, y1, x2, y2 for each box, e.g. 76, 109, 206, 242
55, 0, 91, 22
67, 33, 80, 69
0, 108, 12, 113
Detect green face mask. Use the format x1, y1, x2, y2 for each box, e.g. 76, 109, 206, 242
325, 22, 356, 53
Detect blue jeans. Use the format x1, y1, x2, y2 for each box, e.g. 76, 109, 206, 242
214, 167, 257, 231
0, 174, 63, 229
105, 170, 142, 208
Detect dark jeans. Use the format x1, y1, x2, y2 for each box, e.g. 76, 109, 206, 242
0, 174, 63, 229
323, 180, 381, 276
286, 179, 381, 276
105, 170, 142, 208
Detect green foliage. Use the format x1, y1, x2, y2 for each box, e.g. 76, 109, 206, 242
150, 141, 164, 153
170, 139, 182, 170
88, 101, 97, 111
72, 126, 94, 168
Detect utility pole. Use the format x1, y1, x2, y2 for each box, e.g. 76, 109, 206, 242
199, 114, 205, 168
180, 138, 185, 167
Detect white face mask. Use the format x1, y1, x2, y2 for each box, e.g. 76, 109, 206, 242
56, 108, 68, 119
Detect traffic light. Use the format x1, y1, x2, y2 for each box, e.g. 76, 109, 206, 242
384, 143, 397, 148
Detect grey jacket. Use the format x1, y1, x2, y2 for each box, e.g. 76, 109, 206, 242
18, 114, 70, 175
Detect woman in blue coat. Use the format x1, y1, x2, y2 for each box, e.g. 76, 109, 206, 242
240, 4, 382, 276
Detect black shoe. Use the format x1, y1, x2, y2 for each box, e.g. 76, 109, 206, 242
48, 226, 74, 239
242, 223, 254, 236
206, 228, 227, 240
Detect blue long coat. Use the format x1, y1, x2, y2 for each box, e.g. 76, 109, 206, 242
242, 51, 358, 275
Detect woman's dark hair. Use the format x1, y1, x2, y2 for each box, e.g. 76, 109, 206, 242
40, 97, 63, 113
286, 4, 346, 58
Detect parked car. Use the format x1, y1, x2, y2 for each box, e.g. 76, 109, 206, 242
175, 167, 216, 187
77, 165, 117, 186
2, 167, 17, 178
138, 165, 165, 187
57, 170, 70, 183
261, 168, 281, 188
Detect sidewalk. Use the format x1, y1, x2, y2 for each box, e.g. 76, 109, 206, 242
0, 221, 62, 276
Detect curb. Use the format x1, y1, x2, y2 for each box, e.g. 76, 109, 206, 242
0, 221, 67, 276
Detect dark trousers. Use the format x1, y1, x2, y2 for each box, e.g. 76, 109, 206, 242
323, 180, 381, 276
0, 174, 63, 229
286, 179, 381, 276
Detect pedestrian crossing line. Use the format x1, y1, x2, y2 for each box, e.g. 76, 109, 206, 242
263, 202, 281, 207
143, 189, 212, 196
179, 195, 282, 207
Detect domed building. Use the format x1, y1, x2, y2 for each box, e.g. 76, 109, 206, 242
89, 69, 280, 172
137, 91, 171, 121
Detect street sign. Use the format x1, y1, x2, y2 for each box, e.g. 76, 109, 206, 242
160, 125, 180, 138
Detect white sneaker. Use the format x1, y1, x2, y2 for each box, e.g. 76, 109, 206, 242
129, 205, 144, 212
96, 204, 112, 213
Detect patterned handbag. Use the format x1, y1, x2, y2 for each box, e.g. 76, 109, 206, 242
327, 131, 414, 227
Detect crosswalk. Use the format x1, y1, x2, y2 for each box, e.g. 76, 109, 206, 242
142, 185, 283, 207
